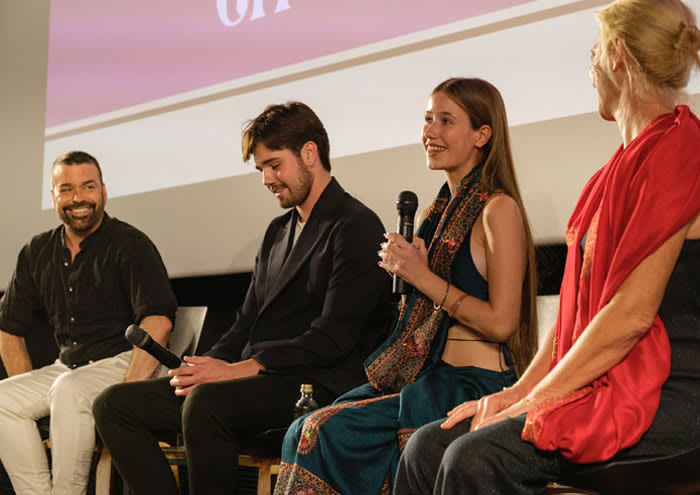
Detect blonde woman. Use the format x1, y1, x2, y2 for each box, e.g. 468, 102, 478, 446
395, 1, 700, 494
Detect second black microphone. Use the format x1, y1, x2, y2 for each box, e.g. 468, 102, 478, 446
125, 324, 182, 369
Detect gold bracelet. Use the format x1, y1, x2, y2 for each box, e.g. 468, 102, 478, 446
434, 280, 450, 311
447, 293, 468, 318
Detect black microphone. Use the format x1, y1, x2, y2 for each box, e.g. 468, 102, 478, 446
125, 324, 182, 369
393, 190, 418, 294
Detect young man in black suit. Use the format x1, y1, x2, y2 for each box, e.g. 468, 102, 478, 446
93, 102, 393, 494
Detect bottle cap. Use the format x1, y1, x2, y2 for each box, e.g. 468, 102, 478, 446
300, 383, 313, 393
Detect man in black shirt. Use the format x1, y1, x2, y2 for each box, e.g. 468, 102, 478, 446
93, 102, 393, 494
0, 151, 177, 495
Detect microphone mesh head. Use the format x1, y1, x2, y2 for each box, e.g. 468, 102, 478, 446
125, 324, 149, 347
396, 190, 418, 215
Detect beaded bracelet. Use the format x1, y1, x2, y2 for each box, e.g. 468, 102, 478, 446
434, 280, 450, 311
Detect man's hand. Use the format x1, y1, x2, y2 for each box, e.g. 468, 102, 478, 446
168, 357, 263, 396
441, 384, 528, 431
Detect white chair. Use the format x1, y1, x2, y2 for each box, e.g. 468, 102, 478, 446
537, 295, 612, 495
536, 294, 560, 346
95, 306, 208, 495
146, 305, 278, 495
155, 306, 208, 378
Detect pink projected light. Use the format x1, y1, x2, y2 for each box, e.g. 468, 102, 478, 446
45, 0, 530, 128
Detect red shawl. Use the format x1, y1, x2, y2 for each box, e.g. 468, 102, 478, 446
522, 106, 700, 463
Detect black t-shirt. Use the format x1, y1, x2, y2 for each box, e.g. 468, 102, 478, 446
0, 214, 177, 367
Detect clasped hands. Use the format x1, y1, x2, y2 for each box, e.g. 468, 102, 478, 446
378, 232, 430, 285
441, 384, 538, 432
168, 356, 263, 396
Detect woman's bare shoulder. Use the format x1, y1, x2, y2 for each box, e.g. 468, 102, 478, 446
482, 193, 522, 225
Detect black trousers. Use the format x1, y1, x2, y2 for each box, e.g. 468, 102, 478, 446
394, 385, 700, 495
393, 415, 566, 495
93, 374, 335, 495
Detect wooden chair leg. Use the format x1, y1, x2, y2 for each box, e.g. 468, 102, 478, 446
546, 482, 598, 494
239, 455, 280, 495
171, 464, 180, 489
94, 445, 119, 495
256, 460, 272, 495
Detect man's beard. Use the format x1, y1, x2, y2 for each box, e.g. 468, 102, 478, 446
59, 199, 104, 234
276, 161, 314, 209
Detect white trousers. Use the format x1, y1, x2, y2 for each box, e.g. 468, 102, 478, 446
0, 351, 131, 495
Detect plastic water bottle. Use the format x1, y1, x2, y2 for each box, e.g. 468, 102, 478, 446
293, 384, 318, 419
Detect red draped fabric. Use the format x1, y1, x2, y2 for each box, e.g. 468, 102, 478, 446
522, 106, 700, 463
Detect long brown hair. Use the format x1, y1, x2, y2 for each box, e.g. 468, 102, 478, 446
432, 77, 538, 376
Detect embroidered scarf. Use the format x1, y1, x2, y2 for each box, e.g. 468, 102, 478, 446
523, 106, 700, 462
365, 167, 490, 393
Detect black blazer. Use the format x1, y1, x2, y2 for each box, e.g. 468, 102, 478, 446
207, 178, 393, 395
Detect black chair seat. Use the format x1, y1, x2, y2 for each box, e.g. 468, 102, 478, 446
239, 427, 287, 458
559, 446, 700, 494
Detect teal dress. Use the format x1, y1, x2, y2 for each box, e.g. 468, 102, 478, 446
275, 230, 516, 495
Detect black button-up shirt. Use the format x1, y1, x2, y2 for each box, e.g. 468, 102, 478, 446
0, 214, 177, 367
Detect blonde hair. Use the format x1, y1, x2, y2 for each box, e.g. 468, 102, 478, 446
596, 0, 700, 102
432, 78, 538, 376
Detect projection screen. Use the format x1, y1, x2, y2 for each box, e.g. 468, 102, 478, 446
32, 0, 700, 277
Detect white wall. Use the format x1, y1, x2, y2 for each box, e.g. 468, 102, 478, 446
0, 1, 54, 289
1, 1, 699, 289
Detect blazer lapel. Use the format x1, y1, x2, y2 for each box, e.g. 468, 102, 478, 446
264, 215, 292, 291
260, 215, 331, 311
260, 178, 345, 312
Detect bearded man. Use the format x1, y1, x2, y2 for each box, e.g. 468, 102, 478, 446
93, 102, 393, 495
0, 151, 177, 495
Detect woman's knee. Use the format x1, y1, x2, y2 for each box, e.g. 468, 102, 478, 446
439, 432, 484, 480
439, 419, 522, 484
402, 420, 448, 471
